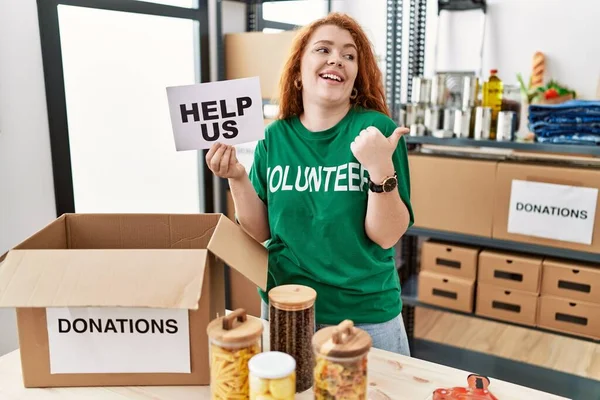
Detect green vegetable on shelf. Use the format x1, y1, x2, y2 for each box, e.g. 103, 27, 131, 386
517, 74, 577, 104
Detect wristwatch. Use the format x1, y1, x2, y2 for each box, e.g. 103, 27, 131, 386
369, 172, 398, 193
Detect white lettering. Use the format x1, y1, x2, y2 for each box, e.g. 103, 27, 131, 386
282, 166, 294, 191
334, 164, 348, 192
308, 166, 323, 192
360, 164, 369, 191
269, 165, 283, 192
323, 167, 336, 192
348, 162, 360, 191
295, 166, 310, 192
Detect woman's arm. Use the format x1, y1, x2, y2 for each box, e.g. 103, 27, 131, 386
350, 125, 411, 249
229, 172, 271, 243
364, 162, 411, 249
206, 143, 270, 243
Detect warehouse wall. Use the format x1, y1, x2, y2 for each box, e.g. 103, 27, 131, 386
336, 0, 600, 102
426, 0, 600, 100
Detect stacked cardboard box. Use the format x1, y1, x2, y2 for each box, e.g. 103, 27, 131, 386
475, 251, 542, 327
538, 259, 600, 339
417, 241, 478, 313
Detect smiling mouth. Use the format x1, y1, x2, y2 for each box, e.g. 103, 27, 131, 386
319, 73, 344, 82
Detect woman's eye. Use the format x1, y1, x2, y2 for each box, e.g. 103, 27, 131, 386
316, 47, 329, 53
345, 54, 355, 61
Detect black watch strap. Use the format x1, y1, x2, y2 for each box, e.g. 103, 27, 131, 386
369, 172, 397, 193
369, 180, 385, 193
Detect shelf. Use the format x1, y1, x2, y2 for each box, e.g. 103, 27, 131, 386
406, 227, 600, 265
400, 275, 599, 344
405, 136, 600, 156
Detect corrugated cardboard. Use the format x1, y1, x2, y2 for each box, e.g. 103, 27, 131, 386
537, 296, 600, 340
421, 241, 479, 280
409, 155, 498, 237
541, 259, 600, 304
226, 190, 262, 317
0, 213, 267, 388
478, 250, 542, 293
225, 31, 296, 100
418, 270, 475, 313
476, 283, 539, 327
493, 162, 600, 252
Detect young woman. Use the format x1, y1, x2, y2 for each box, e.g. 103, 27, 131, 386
205, 13, 414, 356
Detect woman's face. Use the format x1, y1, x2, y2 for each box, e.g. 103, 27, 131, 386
299, 24, 358, 107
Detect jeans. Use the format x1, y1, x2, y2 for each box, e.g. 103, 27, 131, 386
261, 300, 411, 357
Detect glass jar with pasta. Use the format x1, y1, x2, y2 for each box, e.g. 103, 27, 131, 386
206, 308, 263, 400
312, 320, 372, 400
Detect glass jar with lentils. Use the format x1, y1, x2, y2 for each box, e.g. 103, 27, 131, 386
268, 284, 317, 393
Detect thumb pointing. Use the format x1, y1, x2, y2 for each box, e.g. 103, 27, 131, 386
388, 127, 409, 147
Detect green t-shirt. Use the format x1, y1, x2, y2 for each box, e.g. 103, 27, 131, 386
248, 106, 414, 325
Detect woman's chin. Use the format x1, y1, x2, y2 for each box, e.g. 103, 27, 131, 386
313, 92, 350, 107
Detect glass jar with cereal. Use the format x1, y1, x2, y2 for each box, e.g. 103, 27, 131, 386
312, 320, 372, 400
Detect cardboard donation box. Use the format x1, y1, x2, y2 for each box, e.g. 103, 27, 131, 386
408, 155, 497, 237
0, 213, 267, 388
493, 162, 600, 252
417, 270, 475, 313
420, 241, 479, 280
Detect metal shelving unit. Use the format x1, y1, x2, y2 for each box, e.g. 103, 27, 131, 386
406, 136, 600, 156
407, 227, 600, 264
390, 0, 600, 350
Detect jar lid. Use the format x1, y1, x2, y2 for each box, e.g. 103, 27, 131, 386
268, 284, 317, 311
206, 308, 263, 344
312, 320, 372, 358
248, 351, 296, 379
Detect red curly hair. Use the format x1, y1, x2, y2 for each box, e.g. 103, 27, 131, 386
277, 13, 390, 120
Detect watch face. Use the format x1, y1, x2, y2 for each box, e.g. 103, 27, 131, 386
383, 177, 397, 192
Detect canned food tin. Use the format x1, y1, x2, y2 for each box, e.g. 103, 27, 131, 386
453, 109, 471, 138
442, 108, 455, 133
474, 106, 492, 140
412, 77, 432, 104
424, 106, 443, 134
462, 76, 479, 109
497, 111, 517, 141
410, 124, 426, 137
431, 74, 448, 106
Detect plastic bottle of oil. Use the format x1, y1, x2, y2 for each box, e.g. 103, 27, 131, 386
482, 69, 503, 140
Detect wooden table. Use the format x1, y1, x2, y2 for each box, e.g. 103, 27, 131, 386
0, 345, 570, 400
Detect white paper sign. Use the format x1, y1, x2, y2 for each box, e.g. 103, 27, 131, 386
46, 307, 190, 374
166, 77, 264, 151
235, 141, 258, 173
507, 180, 598, 245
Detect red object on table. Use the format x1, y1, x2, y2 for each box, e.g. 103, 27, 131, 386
432, 374, 499, 400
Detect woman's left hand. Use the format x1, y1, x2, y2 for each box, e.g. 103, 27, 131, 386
350, 126, 409, 180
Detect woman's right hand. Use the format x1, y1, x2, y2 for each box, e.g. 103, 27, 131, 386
205, 143, 246, 180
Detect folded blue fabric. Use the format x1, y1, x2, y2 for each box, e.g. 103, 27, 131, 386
528, 100, 600, 146
536, 134, 600, 145
529, 99, 600, 112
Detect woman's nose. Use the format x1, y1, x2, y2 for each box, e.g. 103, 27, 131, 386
327, 57, 342, 67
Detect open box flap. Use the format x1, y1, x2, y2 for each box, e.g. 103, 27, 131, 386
0, 215, 68, 264
207, 216, 268, 291
0, 249, 208, 309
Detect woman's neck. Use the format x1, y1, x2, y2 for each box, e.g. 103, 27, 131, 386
299, 101, 351, 132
